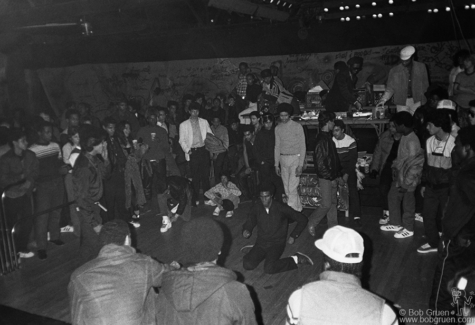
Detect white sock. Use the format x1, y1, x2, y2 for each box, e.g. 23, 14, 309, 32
291, 255, 298, 264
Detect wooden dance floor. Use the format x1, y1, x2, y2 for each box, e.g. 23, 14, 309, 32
0, 202, 437, 325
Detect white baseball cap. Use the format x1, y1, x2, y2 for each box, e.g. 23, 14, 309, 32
400, 45, 415, 60
437, 99, 457, 111
315, 226, 364, 263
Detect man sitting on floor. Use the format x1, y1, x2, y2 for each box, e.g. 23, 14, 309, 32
156, 217, 257, 325
68, 220, 175, 325
286, 226, 399, 325
242, 183, 312, 274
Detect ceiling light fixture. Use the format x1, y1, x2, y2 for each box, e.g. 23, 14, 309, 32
346, 17, 350, 21
340, 6, 344, 10
356, 4, 360, 8
433, 8, 438, 12
388, 0, 393, 4
356, 16, 361, 19
372, 2, 377, 6
389, 12, 394, 16
324, 8, 328, 12
445, 7, 450, 11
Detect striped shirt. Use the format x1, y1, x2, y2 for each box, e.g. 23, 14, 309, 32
29, 142, 63, 183
333, 134, 357, 176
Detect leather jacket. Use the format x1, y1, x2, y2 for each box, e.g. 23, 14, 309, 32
314, 131, 342, 181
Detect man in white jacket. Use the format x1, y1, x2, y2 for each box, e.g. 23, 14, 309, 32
179, 103, 213, 205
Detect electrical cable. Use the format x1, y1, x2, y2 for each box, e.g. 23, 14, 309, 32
435, 239, 451, 312
448, 0, 473, 53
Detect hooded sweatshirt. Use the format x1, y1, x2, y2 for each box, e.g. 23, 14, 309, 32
155, 265, 257, 325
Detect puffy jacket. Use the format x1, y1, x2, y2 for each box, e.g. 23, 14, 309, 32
396, 148, 425, 192
314, 131, 342, 181
155, 265, 257, 325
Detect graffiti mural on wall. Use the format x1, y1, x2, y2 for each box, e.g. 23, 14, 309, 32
36, 39, 474, 116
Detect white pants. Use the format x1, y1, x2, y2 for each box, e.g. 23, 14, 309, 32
279, 155, 302, 212
238, 103, 258, 124
396, 98, 421, 116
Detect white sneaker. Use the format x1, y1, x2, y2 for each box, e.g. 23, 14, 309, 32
205, 200, 217, 206
213, 207, 221, 216
380, 225, 403, 232
394, 228, 414, 239
225, 211, 234, 218
417, 243, 437, 253
161, 217, 172, 233
60, 225, 74, 233
415, 213, 423, 222
129, 220, 140, 228
19, 251, 34, 258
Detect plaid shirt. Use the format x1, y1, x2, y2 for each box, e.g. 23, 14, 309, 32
236, 74, 248, 97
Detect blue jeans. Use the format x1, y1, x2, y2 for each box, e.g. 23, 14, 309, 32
308, 178, 338, 229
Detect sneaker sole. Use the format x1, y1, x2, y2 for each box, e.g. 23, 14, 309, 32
394, 233, 414, 239
380, 227, 403, 232
296, 252, 314, 266
417, 248, 437, 253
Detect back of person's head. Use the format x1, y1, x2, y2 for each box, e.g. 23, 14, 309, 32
453, 49, 471, 66
333, 61, 348, 71
429, 87, 449, 101
458, 125, 475, 152
167, 100, 179, 108
7, 127, 25, 148
99, 220, 131, 247
318, 111, 335, 128
334, 119, 346, 130
426, 110, 452, 133
66, 108, 80, 120
179, 217, 224, 266
347, 56, 363, 67
394, 111, 413, 128
315, 226, 364, 277
79, 124, 105, 152
260, 69, 272, 79
102, 116, 117, 128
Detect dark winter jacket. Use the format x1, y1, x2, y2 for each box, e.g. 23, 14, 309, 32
325, 68, 358, 112
314, 130, 342, 181
442, 156, 475, 240
155, 265, 257, 325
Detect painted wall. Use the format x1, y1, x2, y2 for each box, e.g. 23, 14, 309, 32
36, 39, 474, 118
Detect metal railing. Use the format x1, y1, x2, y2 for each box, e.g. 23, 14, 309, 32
0, 180, 75, 275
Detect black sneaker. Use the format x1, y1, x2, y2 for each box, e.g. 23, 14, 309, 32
295, 252, 314, 266
49, 239, 65, 246
38, 250, 47, 260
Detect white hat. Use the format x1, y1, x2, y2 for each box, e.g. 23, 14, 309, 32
437, 99, 457, 111
400, 45, 415, 60
315, 226, 364, 264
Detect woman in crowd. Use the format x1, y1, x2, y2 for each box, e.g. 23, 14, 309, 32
204, 173, 241, 218
453, 54, 475, 109
62, 126, 81, 167
117, 120, 147, 228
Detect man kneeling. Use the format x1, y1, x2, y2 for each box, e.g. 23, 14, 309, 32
242, 183, 312, 274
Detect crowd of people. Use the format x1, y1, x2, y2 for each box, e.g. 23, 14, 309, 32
0, 45, 475, 324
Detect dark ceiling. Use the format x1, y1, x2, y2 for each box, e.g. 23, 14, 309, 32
0, 0, 473, 68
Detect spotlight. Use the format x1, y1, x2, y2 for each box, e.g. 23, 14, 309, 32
465, 5, 469, 9
356, 4, 360, 8
276, 0, 280, 5
372, 14, 377, 18
345, 6, 349, 9
389, 0, 393, 3
428, 9, 432, 12
472, 4, 475, 9
433, 8, 438, 12
346, 17, 350, 21
356, 16, 361, 19
446, 7, 450, 11
372, 2, 376, 6
324, 8, 328, 12
340, 17, 345, 21
340, 6, 344, 10
378, 13, 382, 17
289, 3, 292, 8
389, 12, 394, 16
211, 19, 214, 23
